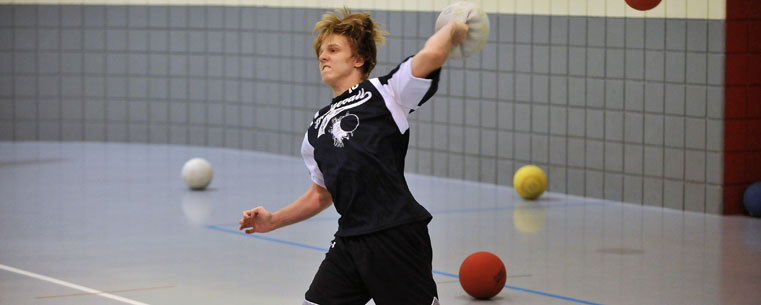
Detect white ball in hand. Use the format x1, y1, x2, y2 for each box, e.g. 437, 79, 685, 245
435, 1, 490, 60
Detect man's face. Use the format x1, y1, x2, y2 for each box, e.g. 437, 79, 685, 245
318, 34, 363, 86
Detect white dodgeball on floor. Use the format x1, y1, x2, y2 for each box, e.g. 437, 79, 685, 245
182, 158, 214, 190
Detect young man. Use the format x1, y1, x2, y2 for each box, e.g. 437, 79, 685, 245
239, 8, 468, 305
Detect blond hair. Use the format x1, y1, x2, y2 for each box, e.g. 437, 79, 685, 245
313, 7, 386, 80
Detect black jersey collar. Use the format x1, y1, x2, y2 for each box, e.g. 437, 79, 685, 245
331, 81, 366, 105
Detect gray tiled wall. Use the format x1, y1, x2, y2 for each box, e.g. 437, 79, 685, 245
1, 5, 333, 154
404, 13, 724, 214
0, 5, 725, 213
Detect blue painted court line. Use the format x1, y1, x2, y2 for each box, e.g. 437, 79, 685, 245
206, 225, 329, 252
431, 270, 604, 305
207, 224, 605, 305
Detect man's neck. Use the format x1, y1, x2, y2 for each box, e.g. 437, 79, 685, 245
330, 74, 364, 98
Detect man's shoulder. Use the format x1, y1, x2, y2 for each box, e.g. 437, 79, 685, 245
364, 78, 388, 97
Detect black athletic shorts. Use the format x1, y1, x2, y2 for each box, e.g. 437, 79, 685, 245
304, 221, 439, 305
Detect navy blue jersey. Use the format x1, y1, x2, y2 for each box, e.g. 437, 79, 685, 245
301, 57, 441, 237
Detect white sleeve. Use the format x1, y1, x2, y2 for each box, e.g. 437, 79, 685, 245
300, 132, 325, 188
370, 58, 440, 134
387, 59, 436, 112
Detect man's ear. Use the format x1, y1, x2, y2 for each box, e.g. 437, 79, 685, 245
353, 56, 365, 68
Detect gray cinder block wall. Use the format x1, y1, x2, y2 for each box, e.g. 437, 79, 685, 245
0, 5, 724, 213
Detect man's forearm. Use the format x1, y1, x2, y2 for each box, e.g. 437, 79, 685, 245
411, 21, 468, 78
271, 184, 333, 230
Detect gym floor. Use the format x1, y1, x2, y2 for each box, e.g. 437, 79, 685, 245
1, 141, 759, 305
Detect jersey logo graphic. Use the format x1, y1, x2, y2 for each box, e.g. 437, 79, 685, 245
330, 112, 359, 147
313, 85, 371, 139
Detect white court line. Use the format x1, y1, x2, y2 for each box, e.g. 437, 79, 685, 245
0, 263, 150, 305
